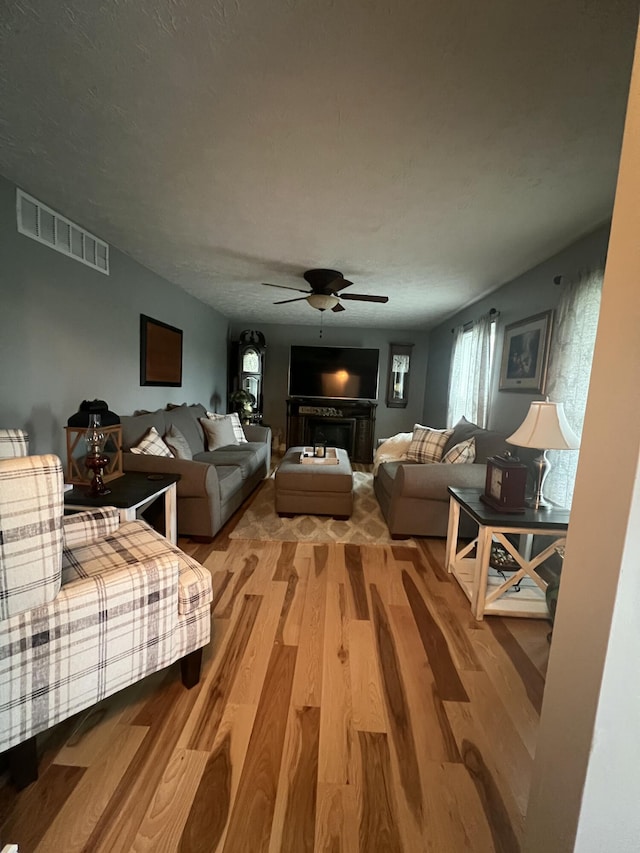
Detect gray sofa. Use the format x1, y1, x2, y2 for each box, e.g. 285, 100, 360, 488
374, 418, 511, 538
120, 403, 271, 539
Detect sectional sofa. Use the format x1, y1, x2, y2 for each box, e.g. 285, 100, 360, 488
120, 403, 271, 539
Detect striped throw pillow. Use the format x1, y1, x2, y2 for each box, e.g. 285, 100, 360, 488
441, 436, 476, 464
130, 426, 174, 457
406, 424, 454, 463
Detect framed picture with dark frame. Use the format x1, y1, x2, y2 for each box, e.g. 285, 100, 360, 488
386, 342, 414, 408
499, 311, 553, 393
140, 314, 183, 387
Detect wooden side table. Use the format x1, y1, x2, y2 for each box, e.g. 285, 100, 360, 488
445, 487, 570, 620
64, 472, 179, 545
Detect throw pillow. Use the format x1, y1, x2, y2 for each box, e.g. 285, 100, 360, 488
206, 411, 247, 444
406, 424, 454, 463
200, 416, 238, 450
443, 416, 509, 462
441, 436, 476, 464
130, 426, 174, 457
164, 425, 193, 460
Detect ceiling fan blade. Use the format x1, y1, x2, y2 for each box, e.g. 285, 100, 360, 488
340, 293, 389, 303
273, 296, 308, 305
262, 282, 310, 294
332, 302, 346, 312
328, 276, 354, 293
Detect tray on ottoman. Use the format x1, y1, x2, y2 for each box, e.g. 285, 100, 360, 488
300, 447, 340, 465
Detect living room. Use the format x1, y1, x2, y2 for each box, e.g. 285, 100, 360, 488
1, 2, 640, 851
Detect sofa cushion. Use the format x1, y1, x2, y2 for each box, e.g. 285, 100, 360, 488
130, 426, 174, 457
207, 412, 247, 444
121, 409, 166, 451
443, 416, 509, 462
441, 436, 476, 464
194, 444, 266, 478
214, 465, 245, 504
406, 425, 453, 463
165, 404, 208, 455
164, 425, 193, 460
200, 417, 238, 450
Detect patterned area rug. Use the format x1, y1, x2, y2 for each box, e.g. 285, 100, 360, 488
229, 471, 415, 546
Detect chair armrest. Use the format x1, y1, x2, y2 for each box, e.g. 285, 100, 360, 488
243, 425, 271, 443
396, 462, 487, 500
0, 553, 182, 753
123, 453, 219, 498
63, 507, 120, 548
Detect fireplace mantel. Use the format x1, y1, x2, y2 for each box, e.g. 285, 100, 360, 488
286, 398, 377, 463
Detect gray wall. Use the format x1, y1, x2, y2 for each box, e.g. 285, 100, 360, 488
0, 174, 229, 458
423, 224, 611, 435
230, 321, 430, 448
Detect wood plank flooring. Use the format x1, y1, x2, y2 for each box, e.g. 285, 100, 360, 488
0, 505, 550, 852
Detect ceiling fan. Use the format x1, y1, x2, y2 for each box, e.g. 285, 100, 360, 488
262, 268, 389, 312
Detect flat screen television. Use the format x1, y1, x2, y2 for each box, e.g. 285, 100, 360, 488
288, 345, 379, 400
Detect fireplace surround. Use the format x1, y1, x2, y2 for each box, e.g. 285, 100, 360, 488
286, 398, 377, 463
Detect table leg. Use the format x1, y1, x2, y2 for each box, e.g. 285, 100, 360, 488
165, 483, 177, 545
121, 507, 137, 523
519, 533, 533, 561
471, 524, 493, 620
445, 496, 461, 573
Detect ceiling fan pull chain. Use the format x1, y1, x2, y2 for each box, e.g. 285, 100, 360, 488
319, 312, 323, 338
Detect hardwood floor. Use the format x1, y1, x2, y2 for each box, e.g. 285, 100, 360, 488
0, 518, 550, 852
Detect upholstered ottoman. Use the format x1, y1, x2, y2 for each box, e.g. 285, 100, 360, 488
275, 446, 353, 518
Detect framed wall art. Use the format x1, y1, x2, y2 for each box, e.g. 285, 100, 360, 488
499, 311, 553, 393
140, 314, 183, 387
386, 342, 414, 408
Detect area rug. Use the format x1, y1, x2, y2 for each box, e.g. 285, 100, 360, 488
229, 471, 415, 546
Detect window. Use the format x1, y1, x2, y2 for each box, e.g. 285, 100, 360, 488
447, 312, 497, 428
545, 269, 603, 507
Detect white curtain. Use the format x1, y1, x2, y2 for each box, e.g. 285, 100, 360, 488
545, 268, 604, 508
447, 311, 493, 428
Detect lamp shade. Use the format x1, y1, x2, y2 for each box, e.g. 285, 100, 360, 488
506, 401, 580, 450
307, 293, 339, 311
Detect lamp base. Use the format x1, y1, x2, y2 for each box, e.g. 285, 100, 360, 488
526, 495, 552, 511
85, 452, 111, 497
529, 450, 551, 511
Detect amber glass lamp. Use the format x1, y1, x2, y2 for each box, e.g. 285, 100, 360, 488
84, 414, 111, 496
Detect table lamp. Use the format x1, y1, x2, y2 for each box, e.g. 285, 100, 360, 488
506, 399, 579, 510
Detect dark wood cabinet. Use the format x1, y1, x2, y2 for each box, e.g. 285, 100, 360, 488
286, 398, 377, 463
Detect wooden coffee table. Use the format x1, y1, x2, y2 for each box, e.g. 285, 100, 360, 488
64, 472, 179, 544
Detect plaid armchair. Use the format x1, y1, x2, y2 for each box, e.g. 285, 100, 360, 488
0, 453, 213, 788
0, 428, 29, 458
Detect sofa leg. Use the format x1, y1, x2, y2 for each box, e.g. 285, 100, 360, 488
391, 533, 410, 540
8, 735, 38, 789
180, 648, 203, 688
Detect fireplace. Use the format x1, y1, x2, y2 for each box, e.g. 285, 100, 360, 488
309, 418, 356, 456
286, 398, 377, 463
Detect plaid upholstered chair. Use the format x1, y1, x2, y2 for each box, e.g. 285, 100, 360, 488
0, 453, 213, 789
0, 428, 29, 458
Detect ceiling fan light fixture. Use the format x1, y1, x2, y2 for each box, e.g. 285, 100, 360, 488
307, 293, 339, 311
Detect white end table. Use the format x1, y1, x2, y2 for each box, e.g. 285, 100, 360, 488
446, 487, 569, 620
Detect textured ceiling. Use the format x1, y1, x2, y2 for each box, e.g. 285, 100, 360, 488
0, 0, 637, 329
